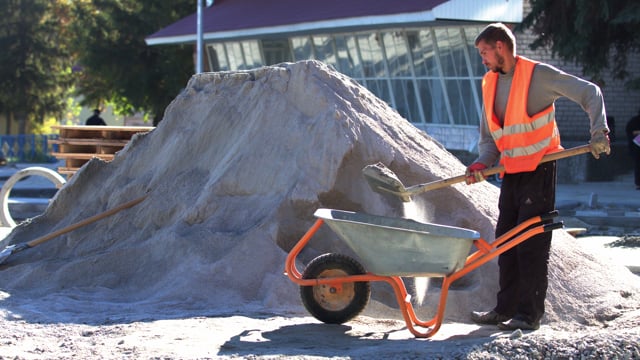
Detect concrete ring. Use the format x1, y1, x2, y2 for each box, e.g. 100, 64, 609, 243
0, 167, 66, 228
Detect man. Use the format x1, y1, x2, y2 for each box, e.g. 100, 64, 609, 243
86, 109, 107, 126
466, 23, 610, 331
626, 110, 640, 190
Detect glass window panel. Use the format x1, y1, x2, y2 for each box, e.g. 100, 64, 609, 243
417, 79, 448, 124
473, 78, 482, 104
357, 33, 386, 77
312, 35, 338, 69
241, 41, 263, 69
381, 32, 411, 77
334, 35, 363, 77
291, 36, 313, 61
435, 28, 469, 77
206, 44, 226, 71
262, 39, 292, 65
390, 79, 420, 122
471, 78, 483, 125
366, 79, 392, 106
410, 30, 438, 77
445, 79, 481, 125
225, 42, 245, 70
463, 27, 488, 76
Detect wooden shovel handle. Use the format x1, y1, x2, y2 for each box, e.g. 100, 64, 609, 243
405, 145, 592, 195
26, 195, 148, 248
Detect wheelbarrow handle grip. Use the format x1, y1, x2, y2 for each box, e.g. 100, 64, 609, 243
543, 222, 565, 233
540, 210, 560, 221
405, 144, 592, 195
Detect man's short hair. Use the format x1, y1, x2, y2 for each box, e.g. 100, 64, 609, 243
475, 23, 516, 55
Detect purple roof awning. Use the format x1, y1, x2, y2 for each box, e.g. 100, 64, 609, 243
146, 0, 523, 45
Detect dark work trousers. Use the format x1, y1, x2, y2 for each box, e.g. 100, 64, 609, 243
493, 161, 556, 324
633, 150, 640, 187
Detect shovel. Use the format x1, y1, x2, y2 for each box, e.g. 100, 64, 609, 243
363, 145, 592, 202
0, 194, 147, 265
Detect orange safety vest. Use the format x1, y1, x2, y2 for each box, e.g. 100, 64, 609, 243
482, 56, 562, 173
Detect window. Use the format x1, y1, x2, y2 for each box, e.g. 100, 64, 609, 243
206, 25, 486, 131
261, 39, 292, 65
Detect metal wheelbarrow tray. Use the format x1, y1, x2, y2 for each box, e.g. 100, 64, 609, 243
285, 208, 562, 338
315, 209, 480, 277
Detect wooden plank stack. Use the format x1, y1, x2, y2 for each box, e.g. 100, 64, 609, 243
51, 125, 154, 177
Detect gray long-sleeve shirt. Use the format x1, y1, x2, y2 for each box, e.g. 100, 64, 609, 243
475, 61, 609, 167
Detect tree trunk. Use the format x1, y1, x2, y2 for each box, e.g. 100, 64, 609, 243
16, 111, 27, 134
4, 111, 11, 135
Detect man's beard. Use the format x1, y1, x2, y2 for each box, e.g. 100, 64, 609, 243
490, 54, 506, 74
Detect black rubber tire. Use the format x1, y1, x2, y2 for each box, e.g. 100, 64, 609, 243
300, 253, 371, 324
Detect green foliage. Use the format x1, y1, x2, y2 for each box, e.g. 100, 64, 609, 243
0, 0, 75, 133
519, 0, 640, 88
0, 0, 195, 133
70, 0, 195, 125
31, 116, 60, 135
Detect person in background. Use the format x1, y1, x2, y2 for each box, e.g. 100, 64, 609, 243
626, 109, 640, 190
85, 109, 107, 126
466, 23, 610, 331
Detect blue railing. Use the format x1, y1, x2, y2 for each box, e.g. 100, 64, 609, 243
0, 134, 59, 163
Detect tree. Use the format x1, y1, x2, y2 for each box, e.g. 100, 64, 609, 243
519, 0, 640, 89
0, 0, 75, 134
70, 0, 195, 125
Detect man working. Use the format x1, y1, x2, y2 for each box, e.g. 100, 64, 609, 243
626, 110, 640, 190
466, 23, 610, 331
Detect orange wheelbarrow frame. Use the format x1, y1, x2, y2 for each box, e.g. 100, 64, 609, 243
284, 211, 562, 338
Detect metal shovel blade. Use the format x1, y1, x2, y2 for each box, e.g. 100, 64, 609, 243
361, 163, 412, 202
0, 245, 16, 265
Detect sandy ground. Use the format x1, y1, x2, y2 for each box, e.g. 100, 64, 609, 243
1, 301, 638, 359
0, 309, 510, 359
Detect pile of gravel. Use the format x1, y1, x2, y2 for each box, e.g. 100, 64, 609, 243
466, 330, 640, 359
608, 235, 640, 248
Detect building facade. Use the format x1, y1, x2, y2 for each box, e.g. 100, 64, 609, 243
203, 26, 487, 151
146, 0, 529, 152
147, 0, 640, 168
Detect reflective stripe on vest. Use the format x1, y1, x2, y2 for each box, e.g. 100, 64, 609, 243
482, 56, 562, 173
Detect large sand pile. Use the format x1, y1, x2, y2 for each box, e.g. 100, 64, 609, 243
0, 60, 638, 332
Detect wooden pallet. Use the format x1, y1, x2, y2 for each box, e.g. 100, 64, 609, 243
51, 125, 154, 177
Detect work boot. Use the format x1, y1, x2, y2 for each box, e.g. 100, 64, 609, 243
498, 315, 540, 331
470, 310, 510, 325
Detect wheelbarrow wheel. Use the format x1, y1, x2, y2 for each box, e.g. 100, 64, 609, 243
300, 253, 370, 324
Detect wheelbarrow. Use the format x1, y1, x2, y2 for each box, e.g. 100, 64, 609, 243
284, 208, 562, 338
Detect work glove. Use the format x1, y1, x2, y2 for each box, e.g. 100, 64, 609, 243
589, 131, 611, 159
465, 162, 487, 185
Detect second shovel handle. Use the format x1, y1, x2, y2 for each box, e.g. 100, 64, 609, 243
26, 195, 148, 248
